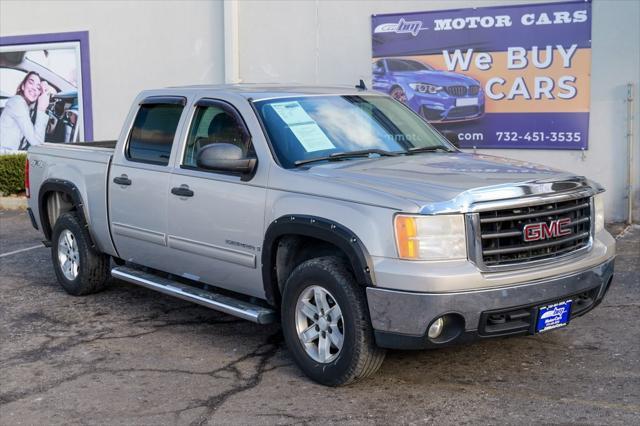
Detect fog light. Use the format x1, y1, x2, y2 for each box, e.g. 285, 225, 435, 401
428, 317, 444, 339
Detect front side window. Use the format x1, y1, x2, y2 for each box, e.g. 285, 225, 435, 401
254, 95, 450, 168
183, 102, 252, 168
126, 102, 184, 165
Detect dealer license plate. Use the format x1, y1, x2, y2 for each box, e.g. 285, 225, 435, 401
536, 300, 572, 333
456, 97, 478, 107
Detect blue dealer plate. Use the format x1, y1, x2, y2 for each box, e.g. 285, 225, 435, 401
536, 300, 572, 333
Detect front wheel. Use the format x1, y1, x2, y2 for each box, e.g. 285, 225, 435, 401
281, 256, 386, 386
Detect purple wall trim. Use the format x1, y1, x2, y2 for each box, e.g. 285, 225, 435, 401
0, 31, 93, 141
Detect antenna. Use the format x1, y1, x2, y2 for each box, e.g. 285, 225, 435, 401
355, 79, 367, 90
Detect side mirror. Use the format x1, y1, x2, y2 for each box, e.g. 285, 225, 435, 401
372, 66, 384, 76
441, 130, 460, 148
196, 143, 257, 179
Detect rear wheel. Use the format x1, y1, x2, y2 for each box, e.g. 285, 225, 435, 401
51, 212, 110, 296
281, 256, 386, 386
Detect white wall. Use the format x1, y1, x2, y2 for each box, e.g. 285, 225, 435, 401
0, 0, 226, 141
238, 0, 640, 222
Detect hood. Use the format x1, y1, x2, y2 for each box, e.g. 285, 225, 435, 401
291, 153, 586, 212
392, 70, 478, 86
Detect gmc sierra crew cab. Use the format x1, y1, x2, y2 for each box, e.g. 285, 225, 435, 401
26, 85, 615, 386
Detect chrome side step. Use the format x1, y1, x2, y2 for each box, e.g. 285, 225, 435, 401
111, 266, 276, 324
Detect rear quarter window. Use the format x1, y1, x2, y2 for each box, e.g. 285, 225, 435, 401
126, 103, 184, 165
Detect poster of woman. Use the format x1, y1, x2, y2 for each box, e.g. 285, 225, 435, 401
0, 31, 93, 153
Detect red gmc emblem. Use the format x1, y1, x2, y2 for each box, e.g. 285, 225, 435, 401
523, 218, 572, 242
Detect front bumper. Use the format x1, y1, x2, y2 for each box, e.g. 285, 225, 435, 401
367, 257, 615, 349
407, 91, 485, 122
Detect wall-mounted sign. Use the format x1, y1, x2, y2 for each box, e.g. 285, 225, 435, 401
372, 1, 591, 149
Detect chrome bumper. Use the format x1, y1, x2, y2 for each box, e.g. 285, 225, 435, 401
367, 257, 615, 340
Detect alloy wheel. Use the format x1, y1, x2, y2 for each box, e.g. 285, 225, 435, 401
295, 285, 344, 363
58, 229, 80, 281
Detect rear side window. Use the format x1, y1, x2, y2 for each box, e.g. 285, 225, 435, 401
126, 102, 184, 165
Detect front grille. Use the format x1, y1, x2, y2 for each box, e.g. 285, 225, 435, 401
468, 85, 480, 95
445, 85, 467, 96
477, 196, 592, 268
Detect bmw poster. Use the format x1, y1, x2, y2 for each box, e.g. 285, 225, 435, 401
372, 0, 592, 149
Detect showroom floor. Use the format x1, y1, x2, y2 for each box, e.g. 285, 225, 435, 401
1, 210, 638, 425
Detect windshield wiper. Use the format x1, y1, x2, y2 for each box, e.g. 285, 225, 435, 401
294, 149, 400, 166
406, 146, 453, 154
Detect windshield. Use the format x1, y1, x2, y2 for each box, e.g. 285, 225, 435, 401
254, 95, 452, 168
387, 59, 433, 72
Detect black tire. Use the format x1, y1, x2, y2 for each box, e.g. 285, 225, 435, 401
281, 256, 386, 386
51, 212, 110, 296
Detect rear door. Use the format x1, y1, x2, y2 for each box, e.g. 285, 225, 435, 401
166, 98, 267, 298
109, 96, 187, 269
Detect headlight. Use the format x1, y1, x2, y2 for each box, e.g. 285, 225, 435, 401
594, 193, 604, 233
409, 83, 443, 94
394, 214, 467, 260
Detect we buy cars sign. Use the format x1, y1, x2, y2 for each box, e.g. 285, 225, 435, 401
371, 0, 591, 149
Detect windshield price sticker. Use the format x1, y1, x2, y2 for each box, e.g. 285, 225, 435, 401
270, 101, 335, 152
289, 123, 335, 152
270, 101, 315, 125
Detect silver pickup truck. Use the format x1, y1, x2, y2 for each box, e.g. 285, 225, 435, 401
26, 85, 615, 386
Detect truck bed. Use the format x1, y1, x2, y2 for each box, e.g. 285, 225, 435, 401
28, 141, 118, 257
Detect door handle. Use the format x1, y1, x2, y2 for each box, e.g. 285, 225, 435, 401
171, 185, 194, 197
113, 175, 131, 186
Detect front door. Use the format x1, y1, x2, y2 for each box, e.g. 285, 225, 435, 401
109, 96, 186, 270
166, 99, 267, 298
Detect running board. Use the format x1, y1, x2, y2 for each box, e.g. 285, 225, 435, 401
111, 266, 276, 324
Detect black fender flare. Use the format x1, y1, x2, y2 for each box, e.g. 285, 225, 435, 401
261, 215, 376, 306
38, 179, 92, 245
